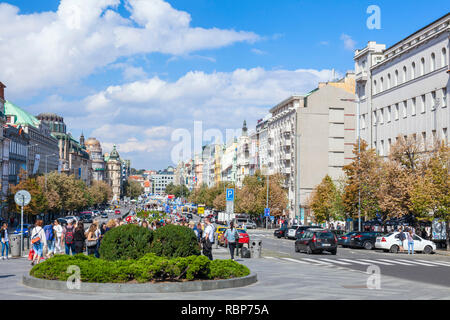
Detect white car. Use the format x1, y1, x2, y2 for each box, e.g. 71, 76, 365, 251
65, 216, 79, 223
375, 232, 436, 254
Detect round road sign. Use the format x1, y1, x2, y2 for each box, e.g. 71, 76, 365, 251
14, 190, 31, 207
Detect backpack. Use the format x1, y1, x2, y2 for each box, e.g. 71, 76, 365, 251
44, 225, 54, 241
233, 229, 240, 242
65, 226, 74, 245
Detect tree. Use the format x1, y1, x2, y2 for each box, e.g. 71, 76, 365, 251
309, 175, 344, 223
124, 179, 144, 199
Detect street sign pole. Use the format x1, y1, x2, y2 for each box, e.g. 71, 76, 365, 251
21, 197, 24, 257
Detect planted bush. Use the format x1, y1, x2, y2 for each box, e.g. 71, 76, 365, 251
99, 224, 153, 261
30, 253, 250, 283
150, 224, 200, 258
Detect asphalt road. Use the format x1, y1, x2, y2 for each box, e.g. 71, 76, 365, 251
247, 229, 450, 288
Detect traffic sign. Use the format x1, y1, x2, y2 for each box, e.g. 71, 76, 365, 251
226, 188, 234, 201
198, 207, 204, 214
264, 208, 270, 217
15, 190, 31, 207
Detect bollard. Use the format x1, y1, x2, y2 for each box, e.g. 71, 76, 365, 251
10, 234, 21, 257
250, 240, 262, 258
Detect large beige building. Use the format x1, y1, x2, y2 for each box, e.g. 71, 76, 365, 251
105, 145, 122, 201
84, 137, 106, 182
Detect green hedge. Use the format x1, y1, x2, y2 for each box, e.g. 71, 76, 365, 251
99, 224, 154, 261
30, 253, 250, 283
150, 224, 200, 258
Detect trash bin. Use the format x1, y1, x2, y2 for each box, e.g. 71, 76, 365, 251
10, 234, 21, 257
250, 240, 262, 258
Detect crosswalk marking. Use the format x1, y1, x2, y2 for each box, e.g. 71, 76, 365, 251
301, 258, 332, 265
337, 259, 372, 265
374, 259, 414, 266
416, 260, 450, 267
396, 259, 438, 267
281, 257, 310, 264
359, 259, 394, 266
319, 258, 352, 265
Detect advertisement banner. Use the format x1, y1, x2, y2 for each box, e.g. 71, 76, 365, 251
32, 154, 40, 175
432, 219, 447, 240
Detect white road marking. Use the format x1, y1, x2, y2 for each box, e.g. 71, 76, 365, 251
415, 260, 450, 267
396, 259, 437, 267
281, 257, 311, 264
338, 259, 372, 265
319, 258, 352, 265
378, 259, 414, 266
359, 259, 394, 266
301, 258, 332, 265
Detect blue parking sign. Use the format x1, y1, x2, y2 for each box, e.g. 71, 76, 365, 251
264, 208, 270, 217
226, 188, 234, 201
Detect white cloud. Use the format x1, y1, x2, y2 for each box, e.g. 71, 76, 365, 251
0, 0, 259, 97
251, 48, 267, 55
340, 33, 356, 51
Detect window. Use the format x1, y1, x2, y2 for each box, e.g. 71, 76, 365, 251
373, 111, 377, 126
387, 106, 391, 122
412, 97, 416, 115
442, 48, 447, 68
395, 103, 399, 120
430, 53, 436, 72
402, 66, 407, 82
411, 62, 416, 79
373, 80, 377, 94
380, 140, 384, 156
420, 57, 425, 76
443, 128, 448, 144
431, 91, 436, 110
380, 77, 384, 92
387, 74, 391, 89
421, 95, 426, 113
388, 138, 392, 155
394, 70, 398, 86
442, 88, 447, 108
379, 109, 384, 124
402, 101, 407, 118
422, 132, 427, 151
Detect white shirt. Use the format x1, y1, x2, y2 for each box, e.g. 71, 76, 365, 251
31, 226, 47, 246
204, 224, 215, 242
54, 225, 63, 238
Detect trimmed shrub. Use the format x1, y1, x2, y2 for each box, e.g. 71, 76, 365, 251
30, 254, 250, 283
150, 224, 200, 258
99, 224, 153, 261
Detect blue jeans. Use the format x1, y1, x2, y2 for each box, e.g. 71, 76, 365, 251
408, 241, 414, 255
65, 243, 75, 255
47, 240, 55, 254
1, 241, 9, 257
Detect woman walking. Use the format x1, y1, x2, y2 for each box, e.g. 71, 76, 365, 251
85, 224, 98, 256
73, 222, 86, 255
224, 222, 239, 261
1, 223, 10, 260
407, 229, 415, 255
30, 220, 46, 265
53, 220, 63, 254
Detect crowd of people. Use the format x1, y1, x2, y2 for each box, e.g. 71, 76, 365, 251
25, 214, 219, 265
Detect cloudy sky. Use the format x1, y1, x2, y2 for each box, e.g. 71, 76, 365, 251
0, 0, 448, 169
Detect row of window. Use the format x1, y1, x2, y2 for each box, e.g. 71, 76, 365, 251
361, 88, 447, 128
375, 128, 448, 157
9, 140, 28, 157
373, 47, 447, 94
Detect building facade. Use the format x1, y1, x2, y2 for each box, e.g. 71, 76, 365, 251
4, 125, 29, 185
105, 145, 123, 201
354, 14, 449, 155
151, 166, 174, 195
84, 137, 106, 182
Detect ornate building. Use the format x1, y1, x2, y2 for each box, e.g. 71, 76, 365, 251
36, 113, 92, 185
104, 145, 122, 201
84, 137, 105, 182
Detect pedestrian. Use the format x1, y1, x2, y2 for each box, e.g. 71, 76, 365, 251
105, 219, 117, 232
141, 220, 149, 229
43, 221, 56, 259
202, 218, 215, 261
224, 221, 239, 261
396, 226, 406, 253
73, 221, 86, 254
63, 220, 76, 255
53, 220, 63, 254
1, 223, 10, 260
30, 220, 46, 265
407, 229, 415, 255
85, 224, 98, 256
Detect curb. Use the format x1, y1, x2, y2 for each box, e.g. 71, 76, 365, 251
22, 273, 257, 293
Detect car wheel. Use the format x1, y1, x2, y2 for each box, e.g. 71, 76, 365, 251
306, 245, 313, 255
423, 245, 433, 254
330, 249, 337, 255
295, 244, 299, 252
390, 245, 399, 254
363, 241, 373, 250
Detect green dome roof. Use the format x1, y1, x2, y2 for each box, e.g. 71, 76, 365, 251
5, 100, 41, 128
109, 144, 120, 159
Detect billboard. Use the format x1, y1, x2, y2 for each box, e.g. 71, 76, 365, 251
32, 154, 40, 175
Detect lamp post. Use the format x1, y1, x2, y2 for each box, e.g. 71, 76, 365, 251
341, 98, 361, 232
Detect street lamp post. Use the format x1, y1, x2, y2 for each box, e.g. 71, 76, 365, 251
341, 98, 361, 232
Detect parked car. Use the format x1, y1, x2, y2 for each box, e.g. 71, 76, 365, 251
337, 231, 358, 248
294, 226, 320, 239
115, 209, 121, 215
80, 213, 93, 223
92, 210, 101, 217
331, 229, 347, 236
349, 231, 385, 250
375, 232, 436, 254
287, 225, 319, 239
65, 216, 79, 223
101, 212, 108, 218
274, 225, 289, 238
105, 209, 114, 214
222, 228, 249, 248
187, 213, 193, 219
13, 224, 33, 237
57, 218, 68, 226
295, 229, 338, 255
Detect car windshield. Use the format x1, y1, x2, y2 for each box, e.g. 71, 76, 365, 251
316, 232, 335, 239
237, 229, 247, 234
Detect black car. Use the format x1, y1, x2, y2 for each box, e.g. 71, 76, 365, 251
57, 218, 68, 226
274, 225, 288, 238
337, 231, 358, 248
187, 213, 193, 219
349, 231, 385, 250
294, 226, 320, 239
80, 214, 93, 223
295, 229, 338, 255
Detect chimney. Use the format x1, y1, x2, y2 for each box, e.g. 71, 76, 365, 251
0, 82, 5, 102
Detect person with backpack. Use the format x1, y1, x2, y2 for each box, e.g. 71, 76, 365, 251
224, 222, 239, 261
44, 222, 56, 259
63, 220, 76, 255
30, 220, 46, 265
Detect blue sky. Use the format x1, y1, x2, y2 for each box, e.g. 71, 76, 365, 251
1, 0, 449, 169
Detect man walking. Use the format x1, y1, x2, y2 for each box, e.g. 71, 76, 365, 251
202, 218, 215, 261
397, 226, 406, 253
63, 220, 76, 255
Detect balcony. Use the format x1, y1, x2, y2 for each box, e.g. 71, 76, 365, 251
283, 153, 291, 160
356, 70, 368, 82
283, 139, 291, 146
284, 167, 291, 174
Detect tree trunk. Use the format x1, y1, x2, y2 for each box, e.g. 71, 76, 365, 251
446, 220, 450, 251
